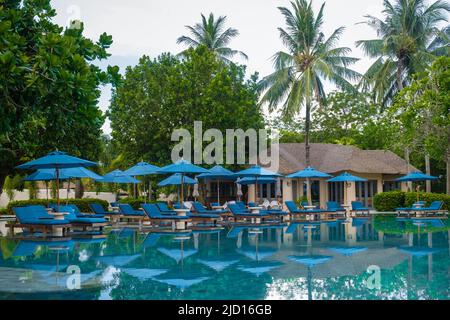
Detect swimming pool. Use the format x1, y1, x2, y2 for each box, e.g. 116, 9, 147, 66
0, 217, 448, 300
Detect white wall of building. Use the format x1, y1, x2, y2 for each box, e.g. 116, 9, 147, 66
0, 189, 116, 208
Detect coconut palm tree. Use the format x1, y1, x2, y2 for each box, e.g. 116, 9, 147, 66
177, 13, 247, 63
356, 0, 450, 106
259, 0, 360, 168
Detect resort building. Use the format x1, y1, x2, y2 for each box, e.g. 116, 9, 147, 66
242, 143, 417, 208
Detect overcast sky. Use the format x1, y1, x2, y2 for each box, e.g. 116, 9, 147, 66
51, 0, 389, 134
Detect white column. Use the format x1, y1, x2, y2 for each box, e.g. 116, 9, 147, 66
282, 179, 293, 210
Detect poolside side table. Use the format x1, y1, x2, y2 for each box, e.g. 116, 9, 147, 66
303, 205, 319, 221
211, 205, 225, 211
248, 207, 263, 224
174, 208, 190, 230
48, 211, 69, 236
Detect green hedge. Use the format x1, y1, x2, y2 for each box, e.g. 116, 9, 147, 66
6, 198, 109, 215
373, 191, 450, 211
373, 191, 405, 211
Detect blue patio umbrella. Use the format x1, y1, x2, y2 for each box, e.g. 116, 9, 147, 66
327, 172, 368, 207
287, 167, 331, 205
197, 165, 235, 204
287, 167, 331, 179
157, 159, 209, 202
395, 171, 438, 201
123, 162, 160, 201
233, 166, 283, 203
16, 151, 97, 210
98, 169, 140, 184
158, 173, 197, 187
327, 172, 368, 183
395, 172, 438, 182
237, 177, 277, 185
98, 170, 140, 201
24, 167, 104, 204
158, 173, 197, 200
124, 162, 160, 176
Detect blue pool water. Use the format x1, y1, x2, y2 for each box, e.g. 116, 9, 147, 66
0, 217, 448, 300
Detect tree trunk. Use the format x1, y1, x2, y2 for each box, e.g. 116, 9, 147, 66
305, 100, 311, 204
405, 147, 412, 191
305, 101, 311, 167
0, 174, 6, 197
425, 154, 431, 193
75, 179, 84, 199
397, 58, 404, 91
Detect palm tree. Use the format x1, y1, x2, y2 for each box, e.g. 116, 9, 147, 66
177, 13, 248, 63
357, 0, 450, 106
260, 0, 360, 168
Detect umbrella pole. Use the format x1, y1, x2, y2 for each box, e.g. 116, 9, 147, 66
217, 179, 220, 205
255, 177, 258, 204
306, 178, 312, 205
66, 178, 70, 205
56, 168, 60, 211
181, 174, 184, 203
45, 181, 49, 207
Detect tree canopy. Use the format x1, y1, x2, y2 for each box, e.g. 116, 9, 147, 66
0, 0, 118, 192
109, 46, 264, 168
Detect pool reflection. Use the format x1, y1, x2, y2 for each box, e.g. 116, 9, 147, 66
0, 217, 448, 300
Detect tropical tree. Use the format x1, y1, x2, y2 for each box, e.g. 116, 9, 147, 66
259, 0, 360, 167
109, 46, 264, 168
177, 13, 247, 63
357, 0, 450, 106
0, 0, 119, 195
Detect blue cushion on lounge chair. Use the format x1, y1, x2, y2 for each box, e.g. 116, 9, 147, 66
351, 201, 370, 211
236, 201, 247, 210
13, 207, 70, 225
90, 203, 119, 216
285, 201, 303, 213
415, 201, 443, 211
326, 201, 346, 212
14, 206, 71, 225
58, 205, 107, 224
157, 202, 174, 213
192, 202, 223, 214
228, 203, 249, 214
118, 204, 145, 216
142, 204, 190, 220
189, 212, 220, 219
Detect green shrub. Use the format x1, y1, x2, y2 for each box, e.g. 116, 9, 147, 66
373, 191, 405, 211
0, 208, 9, 216
374, 191, 450, 211
6, 198, 109, 214
118, 197, 156, 210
